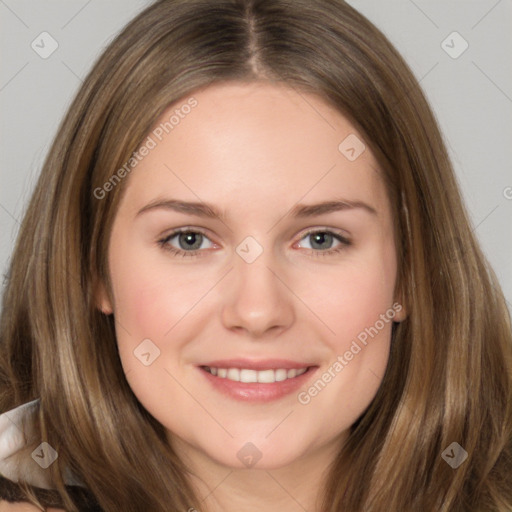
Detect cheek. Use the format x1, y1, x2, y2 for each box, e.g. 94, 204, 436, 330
338, 270, 393, 339
294, 282, 394, 432
109, 241, 211, 339
303, 255, 396, 349
298, 247, 397, 404
107, 249, 211, 401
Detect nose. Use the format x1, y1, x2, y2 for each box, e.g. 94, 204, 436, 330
220, 249, 295, 338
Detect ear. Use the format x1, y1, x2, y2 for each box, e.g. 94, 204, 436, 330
391, 299, 407, 323
392, 282, 408, 322
93, 276, 114, 315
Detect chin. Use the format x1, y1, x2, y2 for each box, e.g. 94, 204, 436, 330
203, 438, 308, 471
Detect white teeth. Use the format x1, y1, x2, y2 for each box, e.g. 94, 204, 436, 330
205, 366, 309, 383
257, 369, 275, 383
227, 368, 240, 381
275, 369, 288, 381
240, 369, 258, 383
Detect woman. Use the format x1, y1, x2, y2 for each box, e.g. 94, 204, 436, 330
0, 0, 510, 510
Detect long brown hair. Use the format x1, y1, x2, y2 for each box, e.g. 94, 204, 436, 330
1, 1, 511, 510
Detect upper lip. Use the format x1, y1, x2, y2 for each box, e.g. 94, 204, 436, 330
199, 359, 316, 371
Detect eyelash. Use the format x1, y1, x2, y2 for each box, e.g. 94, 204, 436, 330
157, 227, 351, 258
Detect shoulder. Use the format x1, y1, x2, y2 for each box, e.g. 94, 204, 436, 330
0, 401, 66, 511
0, 400, 59, 504
0, 400, 45, 489
0, 471, 99, 511
0, 403, 101, 511
0, 473, 63, 510
0, 501, 64, 511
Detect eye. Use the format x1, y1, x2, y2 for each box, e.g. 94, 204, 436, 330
296, 229, 351, 257
157, 227, 351, 258
158, 228, 215, 257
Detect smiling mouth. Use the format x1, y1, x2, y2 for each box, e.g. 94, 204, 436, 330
200, 366, 312, 383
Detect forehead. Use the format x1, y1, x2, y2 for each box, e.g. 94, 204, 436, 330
119, 81, 387, 216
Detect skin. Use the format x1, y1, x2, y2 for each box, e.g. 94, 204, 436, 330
0, 504, 63, 511
97, 81, 406, 512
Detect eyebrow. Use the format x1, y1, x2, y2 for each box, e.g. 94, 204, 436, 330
135, 198, 377, 220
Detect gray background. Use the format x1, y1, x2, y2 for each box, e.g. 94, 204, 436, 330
1, 0, 511, 310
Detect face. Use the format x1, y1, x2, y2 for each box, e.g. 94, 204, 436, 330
97, 81, 406, 472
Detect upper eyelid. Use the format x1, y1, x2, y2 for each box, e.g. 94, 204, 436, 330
161, 226, 213, 243
299, 227, 350, 239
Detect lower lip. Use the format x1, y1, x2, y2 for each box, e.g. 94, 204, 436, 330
198, 366, 318, 402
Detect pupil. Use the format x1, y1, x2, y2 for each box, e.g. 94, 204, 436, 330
179, 232, 202, 250
311, 232, 332, 250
